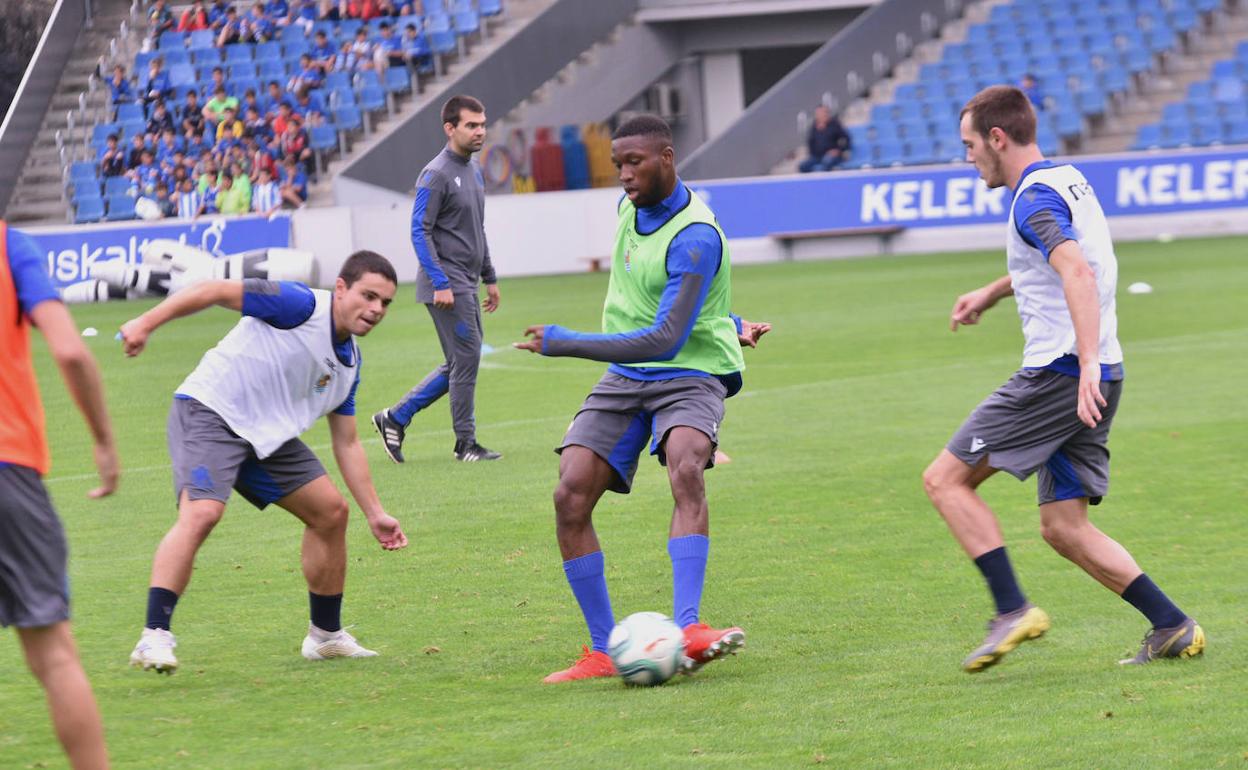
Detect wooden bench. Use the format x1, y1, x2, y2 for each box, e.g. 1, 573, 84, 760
770, 225, 906, 259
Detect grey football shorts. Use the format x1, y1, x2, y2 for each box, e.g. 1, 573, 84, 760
0, 464, 70, 628
557, 372, 726, 494
947, 368, 1123, 506
168, 397, 327, 510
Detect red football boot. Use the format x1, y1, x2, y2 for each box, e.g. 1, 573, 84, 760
542, 646, 616, 683
681, 622, 745, 674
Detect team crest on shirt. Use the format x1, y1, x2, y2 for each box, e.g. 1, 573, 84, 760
314, 373, 332, 393
624, 235, 638, 272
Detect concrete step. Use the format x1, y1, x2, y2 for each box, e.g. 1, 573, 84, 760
5, 200, 71, 225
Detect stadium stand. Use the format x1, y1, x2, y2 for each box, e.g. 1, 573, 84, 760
1132, 40, 1248, 148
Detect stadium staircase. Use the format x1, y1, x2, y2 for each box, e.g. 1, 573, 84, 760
775, 0, 1247, 173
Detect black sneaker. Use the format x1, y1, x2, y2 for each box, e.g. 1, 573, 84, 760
371, 409, 406, 463
454, 439, 501, 462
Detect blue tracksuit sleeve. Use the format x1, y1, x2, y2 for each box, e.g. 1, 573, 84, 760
1013, 184, 1076, 260
541, 224, 721, 363
411, 169, 451, 290
240, 278, 316, 328
6, 229, 60, 316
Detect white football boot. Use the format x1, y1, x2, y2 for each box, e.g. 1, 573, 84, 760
301, 624, 378, 661
130, 628, 179, 674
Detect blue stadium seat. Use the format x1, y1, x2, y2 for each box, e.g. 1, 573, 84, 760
255, 41, 283, 61
357, 85, 386, 115
333, 105, 363, 133
896, 119, 929, 140
871, 122, 899, 142
354, 70, 381, 90
188, 30, 215, 51
874, 139, 903, 167
158, 31, 185, 50
258, 60, 285, 80
1161, 123, 1193, 148
229, 62, 258, 81
424, 0, 447, 14
1220, 102, 1248, 121
1168, 8, 1198, 34
224, 44, 253, 63
169, 65, 196, 91
1187, 80, 1214, 101
279, 25, 308, 43
325, 71, 351, 91
162, 49, 190, 67
191, 48, 221, 66
69, 161, 98, 184
105, 194, 136, 221
115, 102, 144, 123
1189, 99, 1217, 122
74, 197, 105, 224
1226, 120, 1248, 144
230, 78, 260, 99
92, 123, 121, 144
1055, 110, 1083, 139
309, 124, 337, 152
1131, 123, 1163, 150
479, 0, 503, 16
383, 66, 411, 95
429, 27, 457, 57
895, 101, 922, 122
453, 9, 479, 36
103, 176, 133, 197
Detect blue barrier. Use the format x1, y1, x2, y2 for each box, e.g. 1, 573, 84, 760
27, 215, 292, 290
690, 146, 1248, 239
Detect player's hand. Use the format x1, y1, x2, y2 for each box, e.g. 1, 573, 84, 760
738, 319, 772, 348
1076, 363, 1108, 428
432, 288, 454, 310
512, 324, 545, 353
88, 441, 120, 499
482, 283, 500, 313
949, 288, 994, 331
118, 317, 150, 357
368, 512, 408, 551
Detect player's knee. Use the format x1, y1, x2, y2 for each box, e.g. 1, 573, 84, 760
1040, 520, 1074, 553
318, 497, 350, 531
553, 482, 590, 525
180, 500, 224, 535
921, 463, 946, 501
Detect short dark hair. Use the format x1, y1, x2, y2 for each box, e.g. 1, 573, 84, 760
441, 94, 484, 126
339, 250, 397, 287
961, 85, 1036, 145
612, 113, 673, 144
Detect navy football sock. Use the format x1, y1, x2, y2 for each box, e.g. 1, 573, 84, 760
563, 551, 614, 653
668, 534, 709, 628
145, 587, 180, 631
309, 592, 343, 633
1121, 573, 1187, 629
973, 546, 1027, 615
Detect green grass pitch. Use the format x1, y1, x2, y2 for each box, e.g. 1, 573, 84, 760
1, 236, 1245, 768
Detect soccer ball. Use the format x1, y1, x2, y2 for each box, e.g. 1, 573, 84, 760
607, 611, 686, 686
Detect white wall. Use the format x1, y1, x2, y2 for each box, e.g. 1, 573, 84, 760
701, 50, 745, 141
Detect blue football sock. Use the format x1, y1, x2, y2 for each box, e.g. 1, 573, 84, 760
668, 534, 709, 628
145, 587, 179, 631
563, 551, 614, 652
309, 592, 343, 633
1121, 573, 1187, 629
392, 370, 449, 425
973, 546, 1027, 615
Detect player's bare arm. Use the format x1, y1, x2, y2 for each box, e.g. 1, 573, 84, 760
29, 299, 120, 498
327, 412, 408, 551
1048, 240, 1108, 428
119, 279, 244, 356
950, 274, 1014, 331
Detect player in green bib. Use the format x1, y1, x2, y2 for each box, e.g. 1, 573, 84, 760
515, 115, 767, 683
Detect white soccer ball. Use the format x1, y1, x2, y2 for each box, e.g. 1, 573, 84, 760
607, 611, 686, 686
134, 196, 163, 221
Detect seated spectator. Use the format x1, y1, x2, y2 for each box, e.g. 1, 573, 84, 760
264, 80, 295, 118
341, 0, 379, 20
130, 149, 161, 197
242, 1, 277, 42
142, 57, 173, 109
288, 53, 325, 92
180, 90, 205, 135
799, 105, 850, 173
374, 21, 404, 72
239, 88, 265, 121
201, 66, 227, 101
127, 134, 150, 169
146, 101, 176, 140
178, 0, 210, 31
207, 0, 230, 31
375, 0, 401, 17
272, 101, 298, 135
1019, 73, 1044, 111
216, 106, 245, 144
217, 6, 244, 45
244, 105, 272, 142
247, 136, 279, 180
183, 129, 210, 160
200, 178, 220, 215
155, 128, 184, 166
176, 176, 204, 219
148, 0, 175, 42
317, 0, 341, 22
265, 0, 290, 25
107, 66, 134, 118
216, 170, 251, 214
401, 24, 431, 75
153, 182, 175, 219
203, 85, 240, 124
292, 86, 326, 126
251, 165, 283, 214
279, 114, 312, 169
100, 134, 127, 177
310, 30, 337, 73
289, 0, 319, 32
162, 150, 187, 191
196, 156, 219, 194
336, 28, 375, 72
278, 153, 308, 207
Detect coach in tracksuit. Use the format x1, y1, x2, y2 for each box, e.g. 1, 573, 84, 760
373, 95, 502, 464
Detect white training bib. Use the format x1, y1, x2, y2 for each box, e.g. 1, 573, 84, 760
177, 289, 358, 458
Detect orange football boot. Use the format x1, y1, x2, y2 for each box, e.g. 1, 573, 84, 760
681, 622, 745, 673
542, 646, 616, 683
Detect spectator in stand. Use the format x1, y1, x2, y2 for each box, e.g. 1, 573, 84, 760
251, 165, 282, 214
142, 57, 173, 110
176, 176, 204, 219
798, 105, 851, 173
342, 0, 379, 19
200, 176, 220, 214
402, 24, 431, 77
108, 66, 134, 118
290, 0, 319, 32
207, 0, 230, 31
217, 6, 244, 45
180, 90, 205, 135
272, 100, 299, 135
148, 0, 176, 42
265, 80, 295, 119
163, 151, 188, 192
317, 0, 342, 22
242, 2, 277, 42
264, 0, 290, 25
279, 153, 308, 207
178, 0, 210, 31
131, 149, 161, 197
239, 88, 264, 122
310, 30, 338, 74
1019, 73, 1044, 111
153, 183, 175, 219
288, 54, 325, 93
203, 85, 239, 124
215, 171, 248, 214
127, 134, 149, 169
230, 159, 253, 196
375, 0, 401, 17
155, 128, 183, 166
374, 22, 405, 73
146, 100, 176, 141
201, 66, 227, 101
244, 105, 271, 142
216, 106, 245, 145
196, 155, 219, 194
100, 134, 127, 177
339, 28, 375, 72
184, 129, 210, 161
293, 86, 326, 126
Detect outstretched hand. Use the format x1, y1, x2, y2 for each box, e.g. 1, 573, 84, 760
368, 512, 409, 551
738, 319, 772, 348
512, 325, 546, 353
118, 318, 150, 357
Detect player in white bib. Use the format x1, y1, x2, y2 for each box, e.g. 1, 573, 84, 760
119, 251, 409, 674
922, 86, 1203, 672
